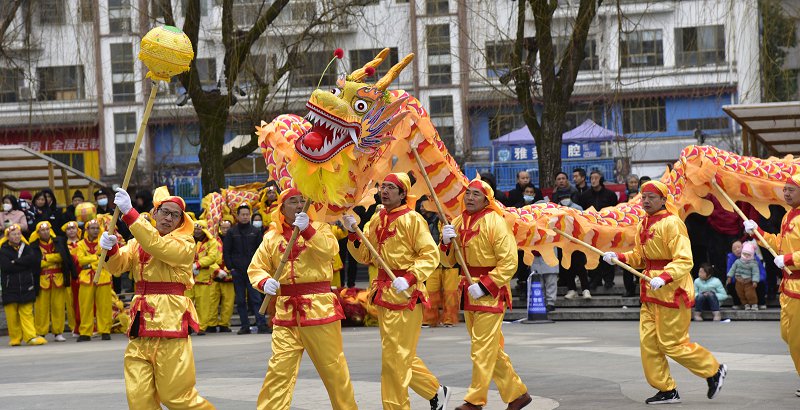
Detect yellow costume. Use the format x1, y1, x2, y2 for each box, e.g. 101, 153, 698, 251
30, 222, 68, 337
248, 187, 355, 409
76, 222, 115, 337
440, 179, 528, 407
105, 187, 213, 409
208, 235, 235, 330
193, 220, 220, 332
330, 223, 348, 288
616, 181, 721, 394
347, 174, 442, 410
424, 222, 460, 327
63, 221, 82, 334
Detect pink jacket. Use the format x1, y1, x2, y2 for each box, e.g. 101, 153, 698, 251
0, 210, 28, 232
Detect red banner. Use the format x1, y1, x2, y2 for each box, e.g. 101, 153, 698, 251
0, 129, 99, 152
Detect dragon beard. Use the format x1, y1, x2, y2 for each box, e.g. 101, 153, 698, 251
287, 149, 356, 207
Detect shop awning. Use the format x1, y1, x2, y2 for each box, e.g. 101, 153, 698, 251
0, 145, 105, 196
723, 101, 800, 156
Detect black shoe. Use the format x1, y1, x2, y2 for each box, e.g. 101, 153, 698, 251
645, 389, 681, 404
197, 331, 206, 336
706, 363, 727, 399
604, 281, 615, 290
219, 326, 232, 333
546, 304, 556, 312
206, 326, 217, 333
76, 335, 91, 342
101, 333, 111, 340
429, 385, 450, 410
237, 327, 252, 335
257, 325, 272, 334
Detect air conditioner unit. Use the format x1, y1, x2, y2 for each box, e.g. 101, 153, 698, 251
17, 86, 31, 101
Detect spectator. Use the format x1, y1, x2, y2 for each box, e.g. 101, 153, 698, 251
94, 188, 132, 241
553, 172, 580, 206
638, 176, 651, 186
133, 189, 153, 214
0, 224, 47, 346
251, 212, 265, 234
64, 190, 84, 222
18, 191, 36, 231
32, 189, 65, 236
513, 185, 544, 297
694, 263, 727, 321
506, 171, 543, 207
727, 241, 761, 310
223, 203, 269, 334
572, 168, 589, 195
95, 189, 112, 214
624, 174, 640, 202
579, 171, 618, 290
1, 194, 28, 232
727, 239, 768, 310
532, 246, 559, 312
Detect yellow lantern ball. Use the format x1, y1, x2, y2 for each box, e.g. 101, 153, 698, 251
138, 25, 194, 82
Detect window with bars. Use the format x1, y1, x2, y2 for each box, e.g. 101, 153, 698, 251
45, 152, 85, 172
80, 0, 94, 22
565, 102, 605, 129
426, 24, 451, 85
429, 96, 455, 153
37, 66, 85, 101
675, 25, 725, 67
291, 51, 334, 88
181, 0, 209, 17
233, 1, 268, 27
554, 38, 599, 71
426, 0, 448, 15
40, 0, 66, 24
488, 111, 525, 140
0, 68, 22, 103
620, 30, 663, 68
114, 112, 138, 168
622, 98, 666, 134
349, 48, 399, 79
485, 41, 514, 77
237, 53, 266, 87
109, 0, 132, 33
193, 58, 218, 90
677, 117, 729, 131
111, 43, 135, 102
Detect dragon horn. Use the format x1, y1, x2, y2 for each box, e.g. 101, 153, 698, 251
350, 48, 391, 82
375, 53, 414, 91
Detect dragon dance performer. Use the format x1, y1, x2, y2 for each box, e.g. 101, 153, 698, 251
344, 172, 450, 410
207, 218, 235, 333
62, 221, 82, 336
29, 221, 76, 342
192, 220, 220, 335
76, 219, 116, 342
440, 178, 531, 410
101, 187, 214, 410
248, 187, 356, 410
603, 180, 727, 405
744, 173, 800, 396
422, 213, 460, 328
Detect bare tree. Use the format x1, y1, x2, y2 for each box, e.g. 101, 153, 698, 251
0, 0, 25, 60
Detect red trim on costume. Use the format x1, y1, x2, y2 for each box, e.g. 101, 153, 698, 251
478, 274, 501, 298
161, 197, 186, 211
107, 244, 119, 257
271, 299, 345, 327
785, 254, 794, 267
121, 209, 140, 226
639, 281, 694, 308
439, 242, 451, 252
258, 278, 268, 292
616, 253, 627, 263
135, 281, 186, 295
402, 272, 418, 286
300, 224, 316, 241
657, 272, 673, 284
347, 232, 359, 242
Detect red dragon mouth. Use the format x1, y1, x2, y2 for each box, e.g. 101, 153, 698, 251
296, 102, 361, 163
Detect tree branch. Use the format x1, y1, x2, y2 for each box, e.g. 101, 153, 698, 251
0, 0, 22, 49
224, 0, 290, 88
559, 0, 600, 97
530, 0, 557, 100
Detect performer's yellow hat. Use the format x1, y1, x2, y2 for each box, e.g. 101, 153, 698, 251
28, 221, 55, 243
82, 219, 104, 240
641, 180, 678, 214
383, 173, 417, 209
466, 176, 503, 215
788, 174, 800, 188
193, 219, 214, 241
75, 202, 97, 223
0, 224, 27, 247
270, 186, 305, 234
152, 186, 193, 236
61, 221, 82, 239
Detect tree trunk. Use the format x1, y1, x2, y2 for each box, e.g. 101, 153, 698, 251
196, 95, 229, 194
535, 113, 564, 189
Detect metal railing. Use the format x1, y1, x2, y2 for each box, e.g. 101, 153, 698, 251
463, 159, 616, 192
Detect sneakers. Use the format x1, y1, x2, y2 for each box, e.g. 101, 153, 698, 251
237, 327, 252, 335
582, 289, 592, 299
206, 326, 218, 333
645, 389, 681, 404
506, 392, 532, 409
744, 304, 752, 311
706, 363, 727, 399
564, 290, 577, 300
759, 305, 767, 310
442, 323, 454, 328
101, 333, 111, 341
732, 305, 742, 310
421, 323, 431, 328
54, 334, 67, 342
430, 385, 451, 410
257, 325, 272, 334
693, 312, 703, 321
712, 311, 722, 321
218, 326, 232, 333
795, 388, 800, 397
27, 336, 47, 346
197, 330, 207, 336
76, 335, 91, 342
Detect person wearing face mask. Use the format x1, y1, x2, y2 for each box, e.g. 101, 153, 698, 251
252, 212, 266, 233
29, 221, 75, 342
191, 220, 220, 335
95, 188, 132, 242
1, 194, 28, 233
0, 224, 48, 346
506, 171, 543, 208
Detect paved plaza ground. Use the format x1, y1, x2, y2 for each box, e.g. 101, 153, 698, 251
0, 320, 797, 409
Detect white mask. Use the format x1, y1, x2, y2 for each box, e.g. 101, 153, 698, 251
97, 198, 109, 207
2, 203, 11, 212
252, 221, 263, 229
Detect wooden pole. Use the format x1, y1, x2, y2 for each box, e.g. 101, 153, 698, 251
47, 163, 55, 192
552, 227, 650, 283
257, 200, 313, 315
94, 84, 159, 283
60, 168, 70, 205
409, 145, 475, 285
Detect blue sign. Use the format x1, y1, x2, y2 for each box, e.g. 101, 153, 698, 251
495, 142, 602, 162
527, 280, 547, 316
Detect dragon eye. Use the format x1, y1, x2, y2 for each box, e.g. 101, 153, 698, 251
353, 99, 370, 113
330, 88, 341, 96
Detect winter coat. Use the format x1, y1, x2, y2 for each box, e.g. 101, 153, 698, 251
0, 241, 41, 305
0, 210, 28, 232
223, 223, 263, 274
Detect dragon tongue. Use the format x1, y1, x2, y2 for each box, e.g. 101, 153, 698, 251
303, 130, 325, 150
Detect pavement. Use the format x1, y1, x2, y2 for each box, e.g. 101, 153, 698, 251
0, 320, 797, 409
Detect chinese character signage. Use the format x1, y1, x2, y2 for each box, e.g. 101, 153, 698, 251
0, 132, 99, 152
495, 142, 602, 162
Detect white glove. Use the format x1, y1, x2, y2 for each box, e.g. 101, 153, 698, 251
602, 251, 618, 265
649, 277, 665, 290
217, 270, 228, 280
468, 283, 485, 299
293, 212, 309, 231
743, 219, 758, 234
192, 266, 199, 276
263, 278, 280, 295
775, 255, 786, 269
342, 215, 357, 232
113, 187, 133, 214
99, 231, 117, 250
442, 225, 456, 245
392, 277, 409, 292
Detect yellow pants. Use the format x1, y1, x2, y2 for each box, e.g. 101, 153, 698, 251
193, 284, 211, 331
640, 302, 720, 391
185, 287, 195, 301
377, 304, 440, 410
208, 282, 235, 328
79, 284, 112, 336
423, 267, 460, 326
258, 321, 356, 410
66, 284, 77, 332
463, 311, 527, 405
331, 270, 342, 288
4, 302, 36, 345
124, 336, 215, 410
780, 294, 800, 375
34, 286, 67, 335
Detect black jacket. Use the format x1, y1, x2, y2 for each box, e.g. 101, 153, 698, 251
30, 236, 77, 281
32, 206, 66, 236
577, 186, 619, 211
223, 223, 263, 274
0, 241, 41, 305
505, 183, 544, 208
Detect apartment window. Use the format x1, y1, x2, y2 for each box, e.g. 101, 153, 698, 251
194, 58, 217, 90
554, 38, 599, 71
0, 68, 22, 103
238, 53, 266, 87
350, 48, 399, 79
485, 41, 513, 77
181, 0, 209, 17
233, 1, 267, 27
565, 102, 604, 129
677, 117, 729, 131
114, 112, 138, 168
620, 30, 663, 68
40, 0, 66, 24
171, 124, 202, 157
110, 43, 135, 102
108, 0, 132, 34
429, 96, 455, 153
291, 51, 334, 88
426, 0, 448, 15
676, 25, 725, 67
426, 24, 451, 85
288, 1, 316, 21
45, 153, 85, 172
80, 0, 94, 22
622, 98, 666, 134
488, 112, 525, 140
37, 66, 85, 101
